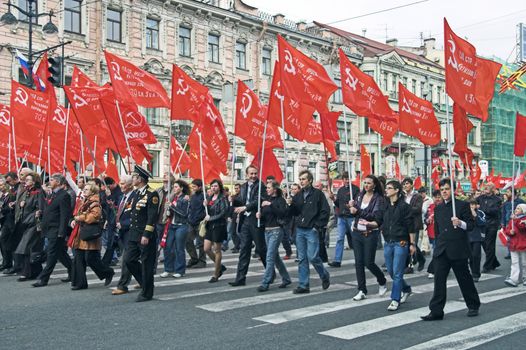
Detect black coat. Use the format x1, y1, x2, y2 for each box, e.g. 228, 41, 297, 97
206, 194, 229, 230
188, 191, 206, 226
288, 186, 329, 230
433, 199, 475, 260
41, 188, 72, 238
334, 184, 360, 217
352, 192, 385, 230
260, 196, 287, 228
407, 192, 424, 231
233, 180, 265, 227
381, 198, 413, 242
477, 194, 502, 224
129, 186, 159, 242
117, 191, 136, 232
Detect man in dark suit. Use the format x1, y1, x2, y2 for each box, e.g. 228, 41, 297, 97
402, 177, 426, 272
124, 165, 159, 302
229, 165, 267, 286
421, 178, 480, 321
33, 174, 73, 287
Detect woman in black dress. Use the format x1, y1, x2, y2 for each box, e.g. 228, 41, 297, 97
203, 179, 228, 283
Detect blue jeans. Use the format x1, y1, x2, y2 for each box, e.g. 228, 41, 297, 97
164, 224, 189, 274
333, 217, 354, 263
296, 227, 329, 289
261, 228, 291, 287
384, 241, 411, 302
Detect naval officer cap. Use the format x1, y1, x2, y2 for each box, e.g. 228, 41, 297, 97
133, 165, 152, 182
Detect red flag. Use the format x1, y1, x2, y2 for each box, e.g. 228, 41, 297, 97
0, 104, 13, 172
277, 35, 337, 111
71, 66, 97, 87
444, 18, 478, 114
104, 50, 170, 108
360, 145, 371, 178
268, 62, 316, 139
105, 151, 120, 183
235, 80, 283, 154
515, 170, 526, 189
0, 103, 11, 142
398, 83, 440, 145
395, 160, 402, 181
197, 96, 229, 175
339, 49, 397, 121
302, 110, 341, 160
63, 85, 109, 128
34, 52, 52, 93
514, 112, 526, 157
251, 148, 284, 184
170, 64, 208, 122
452, 103, 474, 159
170, 136, 191, 174
414, 176, 423, 190
470, 162, 482, 190
493, 173, 503, 189
472, 57, 502, 121
369, 113, 398, 145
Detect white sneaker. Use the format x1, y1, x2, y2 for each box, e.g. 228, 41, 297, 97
428, 273, 434, 279
378, 284, 388, 296
173, 273, 184, 278
387, 300, 399, 311
160, 272, 171, 278
353, 290, 367, 301
400, 291, 412, 304
504, 278, 517, 287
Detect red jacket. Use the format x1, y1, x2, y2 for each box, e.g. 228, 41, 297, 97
504, 215, 526, 252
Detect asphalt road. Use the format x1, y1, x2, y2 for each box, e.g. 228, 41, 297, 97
1, 242, 525, 350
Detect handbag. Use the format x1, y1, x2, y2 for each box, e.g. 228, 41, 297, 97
198, 220, 207, 238
79, 222, 102, 241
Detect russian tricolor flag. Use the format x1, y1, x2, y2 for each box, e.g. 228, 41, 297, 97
16, 49, 31, 77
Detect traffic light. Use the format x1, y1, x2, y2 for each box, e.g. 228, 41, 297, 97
47, 56, 62, 87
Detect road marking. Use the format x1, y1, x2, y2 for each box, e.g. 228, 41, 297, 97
253, 274, 499, 324
403, 311, 526, 350
319, 287, 526, 340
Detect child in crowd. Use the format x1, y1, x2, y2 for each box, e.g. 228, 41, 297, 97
504, 204, 526, 287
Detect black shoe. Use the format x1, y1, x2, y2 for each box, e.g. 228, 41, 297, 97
228, 280, 246, 287
257, 286, 269, 292
71, 286, 87, 290
219, 265, 227, 278
186, 260, 198, 268
328, 261, 341, 268
32, 280, 47, 288
3, 268, 16, 275
208, 277, 219, 283
467, 309, 479, 317
61, 277, 71, 283
192, 261, 206, 268
231, 248, 239, 253
17, 276, 31, 282
278, 281, 291, 289
104, 270, 115, 287
136, 295, 153, 302
0, 265, 6, 271
322, 278, 330, 290
504, 255, 511, 260
482, 268, 491, 273
405, 267, 414, 274
292, 287, 310, 294
421, 312, 444, 321
473, 277, 480, 283
417, 259, 426, 272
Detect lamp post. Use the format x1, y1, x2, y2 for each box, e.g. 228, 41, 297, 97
1, 0, 58, 87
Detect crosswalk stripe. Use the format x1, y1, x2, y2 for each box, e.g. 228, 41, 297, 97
156, 268, 356, 300
196, 284, 351, 312
403, 311, 526, 350
319, 287, 526, 340
252, 274, 499, 324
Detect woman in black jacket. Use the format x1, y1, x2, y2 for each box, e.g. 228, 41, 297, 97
382, 180, 415, 311
350, 175, 387, 301
204, 179, 228, 283
256, 181, 291, 292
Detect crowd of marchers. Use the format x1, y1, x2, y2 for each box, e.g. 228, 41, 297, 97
0, 165, 525, 318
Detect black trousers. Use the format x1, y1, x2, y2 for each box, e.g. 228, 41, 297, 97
281, 227, 293, 256
351, 230, 386, 294
483, 222, 500, 270
429, 253, 480, 315
319, 228, 328, 263
72, 249, 113, 289
469, 241, 482, 279
0, 236, 13, 268
185, 224, 206, 264
18, 254, 42, 279
37, 236, 72, 283
116, 230, 132, 290
234, 220, 267, 283
124, 238, 156, 299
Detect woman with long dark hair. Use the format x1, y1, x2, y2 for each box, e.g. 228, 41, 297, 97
161, 179, 190, 278
204, 179, 228, 282
14, 172, 45, 281
381, 180, 415, 311
256, 181, 291, 291
350, 174, 387, 301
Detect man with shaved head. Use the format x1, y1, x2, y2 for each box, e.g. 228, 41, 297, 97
477, 183, 502, 273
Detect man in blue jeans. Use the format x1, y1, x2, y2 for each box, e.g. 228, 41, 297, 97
287, 170, 330, 294
329, 172, 360, 267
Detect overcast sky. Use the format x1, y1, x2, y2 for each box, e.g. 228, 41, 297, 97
247, 0, 525, 62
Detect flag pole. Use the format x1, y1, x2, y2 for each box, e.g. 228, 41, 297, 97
398, 132, 402, 180
342, 109, 353, 200
11, 118, 19, 171
80, 131, 85, 179
167, 120, 172, 208
8, 133, 11, 171
198, 130, 209, 217
230, 98, 237, 192
444, 93, 456, 217
367, 126, 372, 174
319, 113, 332, 191
62, 106, 71, 171
512, 155, 516, 232
257, 119, 269, 228
93, 136, 97, 177
279, 97, 290, 197
115, 100, 133, 174
47, 134, 51, 178
173, 138, 189, 176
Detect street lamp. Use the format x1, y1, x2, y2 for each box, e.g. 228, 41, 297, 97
1, 0, 59, 87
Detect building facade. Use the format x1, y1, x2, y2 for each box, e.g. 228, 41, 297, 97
0, 0, 481, 185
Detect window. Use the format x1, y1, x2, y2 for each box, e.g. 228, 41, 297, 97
402, 77, 407, 87
146, 18, 160, 50
429, 84, 434, 103
149, 150, 160, 177
179, 26, 191, 57
213, 98, 221, 110
106, 9, 122, 42
234, 156, 245, 181
308, 162, 317, 178
262, 48, 272, 75
411, 79, 417, 94
64, 0, 82, 33
18, 0, 37, 23
208, 34, 220, 63
235, 41, 247, 69
287, 160, 295, 183
331, 79, 342, 104
420, 82, 425, 97
145, 108, 160, 125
